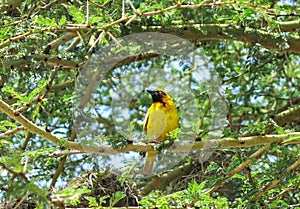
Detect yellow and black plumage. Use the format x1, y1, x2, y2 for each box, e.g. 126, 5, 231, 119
143, 88, 179, 175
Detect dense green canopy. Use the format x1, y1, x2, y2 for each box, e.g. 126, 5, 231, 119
0, 0, 299, 208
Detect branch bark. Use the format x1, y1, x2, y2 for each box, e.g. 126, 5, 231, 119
208, 144, 271, 195
1, 98, 299, 154
254, 156, 300, 201
0, 99, 83, 151
141, 162, 192, 195
3, 54, 81, 70
242, 104, 300, 137
135, 24, 300, 53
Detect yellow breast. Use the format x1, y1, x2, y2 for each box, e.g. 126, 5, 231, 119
144, 99, 178, 141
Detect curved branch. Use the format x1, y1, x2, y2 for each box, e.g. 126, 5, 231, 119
242, 104, 300, 137
0, 99, 82, 151
1, 98, 299, 155
275, 104, 300, 126
136, 24, 300, 53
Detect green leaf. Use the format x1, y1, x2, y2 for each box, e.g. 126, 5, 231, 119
0, 120, 17, 131
109, 191, 126, 207
35, 16, 57, 26
2, 86, 25, 102
26, 182, 48, 201
67, 5, 86, 24
85, 196, 98, 207
27, 78, 48, 102
99, 195, 110, 206
59, 15, 67, 26
54, 186, 91, 206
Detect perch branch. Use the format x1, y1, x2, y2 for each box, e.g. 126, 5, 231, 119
1, 98, 299, 155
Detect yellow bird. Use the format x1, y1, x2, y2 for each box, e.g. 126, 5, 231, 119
143, 88, 179, 175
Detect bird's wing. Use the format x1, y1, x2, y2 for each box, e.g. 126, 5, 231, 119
144, 109, 166, 140
143, 111, 149, 132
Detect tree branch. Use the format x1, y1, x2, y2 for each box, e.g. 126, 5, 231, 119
275, 97, 300, 113
0, 162, 30, 183
0, 99, 82, 151
208, 144, 271, 195
274, 104, 300, 126
254, 156, 300, 201
43, 32, 77, 53
1, 98, 299, 155
3, 54, 81, 70
141, 162, 192, 195
1, 2, 300, 55
136, 24, 300, 53
0, 126, 24, 138
50, 127, 77, 189
276, 19, 300, 32
242, 104, 300, 136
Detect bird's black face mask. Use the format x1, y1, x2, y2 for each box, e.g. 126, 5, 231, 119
147, 90, 166, 103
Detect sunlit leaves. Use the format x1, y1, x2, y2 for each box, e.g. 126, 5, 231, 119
67, 4, 86, 24
140, 181, 229, 208
2, 78, 48, 105
59, 15, 67, 26
54, 186, 91, 206
0, 0, 299, 208
34, 16, 57, 27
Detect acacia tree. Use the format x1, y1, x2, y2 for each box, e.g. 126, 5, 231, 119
0, 0, 299, 208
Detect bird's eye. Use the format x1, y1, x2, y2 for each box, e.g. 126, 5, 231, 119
158, 91, 166, 97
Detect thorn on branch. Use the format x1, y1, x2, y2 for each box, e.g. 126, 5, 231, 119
239, 139, 245, 144
45, 126, 51, 132
43, 45, 52, 54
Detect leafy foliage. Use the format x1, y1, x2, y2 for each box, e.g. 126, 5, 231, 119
141, 181, 229, 208
0, 0, 299, 208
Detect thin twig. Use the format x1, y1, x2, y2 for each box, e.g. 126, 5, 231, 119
13, 193, 29, 209
88, 0, 104, 8
50, 125, 78, 188
13, 94, 43, 115
254, 156, 300, 201
52, 151, 85, 157
208, 144, 271, 195
88, 31, 105, 53
0, 162, 30, 183
0, 126, 24, 137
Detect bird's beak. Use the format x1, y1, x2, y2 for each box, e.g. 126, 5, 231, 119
146, 89, 155, 95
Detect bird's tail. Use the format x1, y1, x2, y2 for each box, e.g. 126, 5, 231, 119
143, 151, 158, 176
